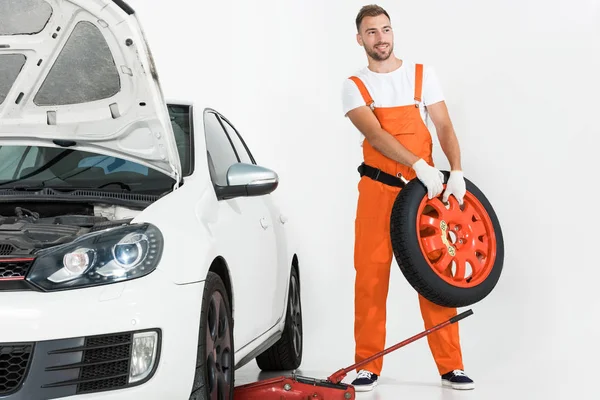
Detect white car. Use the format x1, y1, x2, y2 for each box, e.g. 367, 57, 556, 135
0, 1, 303, 399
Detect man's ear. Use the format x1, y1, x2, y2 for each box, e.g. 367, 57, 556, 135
356, 33, 363, 46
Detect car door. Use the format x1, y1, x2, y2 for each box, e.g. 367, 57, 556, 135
202, 110, 279, 347
218, 116, 289, 320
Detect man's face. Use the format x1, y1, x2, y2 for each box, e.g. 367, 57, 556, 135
356, 14, 394, 61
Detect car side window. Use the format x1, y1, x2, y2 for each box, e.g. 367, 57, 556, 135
167, 104, 194, 177
203, 111, 239, 187
220, 118, 255, 165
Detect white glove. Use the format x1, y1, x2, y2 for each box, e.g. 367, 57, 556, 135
442, 171, 466, 205
412, 159, 444, 199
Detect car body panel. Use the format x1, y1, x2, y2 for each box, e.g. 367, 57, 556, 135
0, 269, 204, 399
0, 0, 181, 181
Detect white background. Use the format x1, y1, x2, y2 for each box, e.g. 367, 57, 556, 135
129, 0, 599, 398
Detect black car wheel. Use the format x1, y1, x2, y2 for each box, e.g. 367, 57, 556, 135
190, 272, 234, 400
390, 171, 504, 308
256, 267, 303, 371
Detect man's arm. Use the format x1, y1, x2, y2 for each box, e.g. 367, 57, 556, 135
427, 100, 467, 204
346, 105, 445, 198
346, 106, 420, 167
426, 101, 462, 171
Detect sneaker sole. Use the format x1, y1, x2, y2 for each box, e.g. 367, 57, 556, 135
442, 380, 475, 390
353, 381, 378, 392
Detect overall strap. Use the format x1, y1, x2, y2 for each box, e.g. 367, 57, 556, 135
414, 63, 423, 107
349, 76, 375, 110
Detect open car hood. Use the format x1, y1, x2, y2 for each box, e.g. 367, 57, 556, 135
0, 0, 181, 182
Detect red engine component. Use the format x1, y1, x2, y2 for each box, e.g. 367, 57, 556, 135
234, 309, 474, 399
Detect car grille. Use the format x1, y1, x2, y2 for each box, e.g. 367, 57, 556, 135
0, 344, 34, 396
0, 257, 36, 291
0, 258, 33, 279
44, 333, 133, 394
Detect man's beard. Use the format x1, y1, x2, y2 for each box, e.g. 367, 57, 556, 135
367, 42, 393, 61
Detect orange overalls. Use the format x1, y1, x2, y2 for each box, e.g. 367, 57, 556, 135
350, 64, 464, 376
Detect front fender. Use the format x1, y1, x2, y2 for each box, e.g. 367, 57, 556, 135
131, 176, 220, 285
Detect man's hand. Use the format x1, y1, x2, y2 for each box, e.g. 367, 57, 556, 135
443, 170, 466, 205
412, 159, 444, 199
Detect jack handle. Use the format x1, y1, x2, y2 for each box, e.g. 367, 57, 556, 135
326, 309, 473, 384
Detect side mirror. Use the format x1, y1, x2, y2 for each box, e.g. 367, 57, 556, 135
215, 163, 279, 200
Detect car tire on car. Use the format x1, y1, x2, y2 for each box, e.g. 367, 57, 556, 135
190, 272, 234, 400
390, 171, 504, 308
256, 267, 303, 371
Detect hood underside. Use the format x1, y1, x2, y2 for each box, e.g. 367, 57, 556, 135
0, 0, 181, 181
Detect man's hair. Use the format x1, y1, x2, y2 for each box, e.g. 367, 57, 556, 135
355, 4, 390, 32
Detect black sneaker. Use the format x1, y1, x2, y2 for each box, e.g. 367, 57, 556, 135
441, 369, 475, 390
351, 369, 378, 392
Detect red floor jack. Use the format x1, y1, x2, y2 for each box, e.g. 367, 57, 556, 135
233, 309, 473, 399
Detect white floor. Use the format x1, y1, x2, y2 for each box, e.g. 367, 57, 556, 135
235, 365, 481, 400
235, 360, 562, 400
233, 260, 593, 400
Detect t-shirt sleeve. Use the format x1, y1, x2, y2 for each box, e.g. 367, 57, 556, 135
422, 66, 445, 106
341, 78, 367, 116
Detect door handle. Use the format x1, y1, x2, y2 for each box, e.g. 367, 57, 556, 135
260, 217, 269, 229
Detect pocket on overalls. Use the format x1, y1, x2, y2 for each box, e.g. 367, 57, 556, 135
388, 118, 417, 136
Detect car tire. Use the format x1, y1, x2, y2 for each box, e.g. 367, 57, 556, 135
256, 267, 303, 371
189, 272, 234, 400
390, 171, 504, 308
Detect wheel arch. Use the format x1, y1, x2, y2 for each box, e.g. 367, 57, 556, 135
208, 256, 234, 316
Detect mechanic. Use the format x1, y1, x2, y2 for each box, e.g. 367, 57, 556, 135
341, 4, 474, 392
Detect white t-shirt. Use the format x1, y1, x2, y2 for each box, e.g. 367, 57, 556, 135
341, 60, 445, 131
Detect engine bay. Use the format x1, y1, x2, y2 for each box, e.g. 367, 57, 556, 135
0, 202, 139, 256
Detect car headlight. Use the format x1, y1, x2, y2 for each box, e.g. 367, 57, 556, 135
27, 223, 163, 291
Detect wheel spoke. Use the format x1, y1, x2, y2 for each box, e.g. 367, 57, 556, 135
474, 239, 489, 258
218, 296, 228, 341
421, 234, 446, 253
294, 326, 302, 356
446, 194, 462, 212
466, 253, 482, 276
427, 197, 449, 217
419, 214, 441, 231
206, 299, 216, 357
453, 254, 468, 281
218, 367, 231, 400
433, 249, 454, 273
471, 220, 487, 238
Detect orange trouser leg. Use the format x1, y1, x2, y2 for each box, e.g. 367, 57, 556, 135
353, 178, 396, 375
418, 294, 464, 375
354, 178, 464, 376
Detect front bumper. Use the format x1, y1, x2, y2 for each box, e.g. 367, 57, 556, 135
0, 269, 205, 399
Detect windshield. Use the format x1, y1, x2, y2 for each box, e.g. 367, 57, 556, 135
0, 145, 174, 194
0, 104, 192, 195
